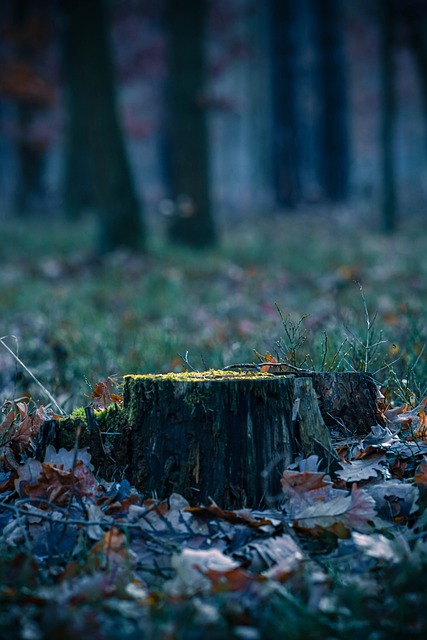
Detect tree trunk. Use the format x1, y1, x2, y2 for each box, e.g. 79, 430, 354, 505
165, 0, 217, 248
63, 0, 146, 252
313, 0, 350, 201
62, 25, 94, 219
269, 0, 301, 208
402, 1, 427, 156
379, 0, 397, 232
12, 0, 46, 216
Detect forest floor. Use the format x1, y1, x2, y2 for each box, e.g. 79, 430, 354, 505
1, 207, 426, 406
0, 208, 427, 638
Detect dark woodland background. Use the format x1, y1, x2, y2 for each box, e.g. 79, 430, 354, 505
1, 0, 427, 251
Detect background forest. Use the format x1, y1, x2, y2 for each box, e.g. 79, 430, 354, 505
0, 0, 427, 404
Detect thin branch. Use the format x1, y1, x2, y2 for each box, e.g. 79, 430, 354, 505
223, 362, 316, 374
0, 336, 66, 416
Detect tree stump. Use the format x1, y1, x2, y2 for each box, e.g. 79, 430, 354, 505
52, 370, 382, 508
123, 371, 339, 508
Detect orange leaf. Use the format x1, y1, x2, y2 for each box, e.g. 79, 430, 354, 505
414, 460, 427, 486
89, 378, 123, 409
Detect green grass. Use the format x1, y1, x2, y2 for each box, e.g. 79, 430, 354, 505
1, 208, 426, 410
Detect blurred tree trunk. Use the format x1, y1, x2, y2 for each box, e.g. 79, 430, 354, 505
313, 0, 350, 201
165, 0, 216, 248
380, 0, 397, 232
403, 1, 427, 154
62, 33, 93, 220
63, 0, 145, 252
269, 0, 300, 209
12, 0, 45, 216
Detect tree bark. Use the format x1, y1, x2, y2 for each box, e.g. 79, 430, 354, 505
311, 372, 385, 435
63, 0, 146, 252
165, 0, 217, 248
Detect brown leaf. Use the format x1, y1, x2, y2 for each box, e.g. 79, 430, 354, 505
186, 500, 279, 530
261, 352, 279, 373
294, 484, 376, 531
89, 378, 123, 410
205, 566, 255, 592
280, 470, 332, 497
383, 398, 427, 438
414, 459, 427, 486
0, 402, 44, 456
89, 527, 135, 571
23, 459, 98, 508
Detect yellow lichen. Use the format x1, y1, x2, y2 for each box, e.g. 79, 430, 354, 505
124, 368, 274, 383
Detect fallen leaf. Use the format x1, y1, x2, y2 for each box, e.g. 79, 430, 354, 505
294, 484, 376, 532
336, 455, 386, 482
280, 470, 333, 497
414, 459, 427, 486
164, 548, 241, 597
89, 526, 135, 571
367, 480, 419, 522
187, 499, 280, 530
352, 532, 397, 562
89, 378, 123, 410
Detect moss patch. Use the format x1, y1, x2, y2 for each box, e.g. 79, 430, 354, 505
57, 404, 125, 450
124, 369, 275, 383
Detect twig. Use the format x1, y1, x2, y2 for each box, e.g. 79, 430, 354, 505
177, 350, 197, 372
223, 362, 316, 374
0, 336, 66, 416
0, 498, 182, 546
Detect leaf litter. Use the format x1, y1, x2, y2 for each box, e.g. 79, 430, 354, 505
0, 393, 427, 637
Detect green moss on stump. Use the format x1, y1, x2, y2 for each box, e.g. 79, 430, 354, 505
57, 404, 125, 450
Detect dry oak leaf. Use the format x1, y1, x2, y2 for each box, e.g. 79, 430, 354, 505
0, 402, 45, 448
23, 460, 99, 507
236, 534, 303, 576
293, 484, 377, 532
336, 454, 387, 482
383, 398, 427, 438
366, 481, 419, 523
280, 470, 333, 497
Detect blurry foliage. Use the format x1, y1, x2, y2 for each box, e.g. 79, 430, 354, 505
0, 212, 426, 411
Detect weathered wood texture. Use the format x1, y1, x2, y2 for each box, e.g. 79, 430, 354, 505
310, 372, 385, 435
123, 372, 338, 507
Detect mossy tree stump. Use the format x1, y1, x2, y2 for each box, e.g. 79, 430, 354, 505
123, 371, 339, 508
52, 370, 382, 508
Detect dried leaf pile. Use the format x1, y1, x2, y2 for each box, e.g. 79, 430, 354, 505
1, 393, 427, 639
